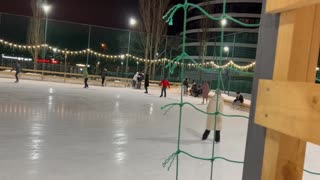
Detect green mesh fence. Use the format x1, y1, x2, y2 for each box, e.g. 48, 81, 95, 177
160, 0, 320, 179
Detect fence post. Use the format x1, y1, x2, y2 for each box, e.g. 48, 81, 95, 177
64, 51, 67, 83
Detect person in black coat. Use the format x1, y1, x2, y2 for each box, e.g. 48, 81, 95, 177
144, 74, 149, 94
183, 78, 189, 95
233, 91, 244, 106
11, 62, 21, 83
101, 68, 107, 86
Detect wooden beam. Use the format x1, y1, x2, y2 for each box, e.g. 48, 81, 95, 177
273, 5, 320, 81
255, 80, 320, 144
258, 5, 320, 180
266, 0, 320, 13
261, 130, 306, 180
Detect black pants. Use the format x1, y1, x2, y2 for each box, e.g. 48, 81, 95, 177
202, 130, 221, 142
145, 86, 148, 93
160, 87, 167, 97
15, 72, 19, 82
84, 78, 89, 88
101, 78, 105, 86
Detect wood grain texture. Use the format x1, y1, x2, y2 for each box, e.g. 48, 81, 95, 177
257, 4, 320, 180
266, 0, 320, 13
256, 80, 320, 144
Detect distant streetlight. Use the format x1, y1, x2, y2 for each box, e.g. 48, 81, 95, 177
224, 46, 230, 60
41, 4, 51, 71
221, 19, 227, 26
126, 17, 138, 77
129, 17, 137, 27
317, 67, 319, 71
42, 4, 51, 15
101, 43, 107, 49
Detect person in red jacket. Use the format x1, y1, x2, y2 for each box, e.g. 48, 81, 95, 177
160, 79, 170, 98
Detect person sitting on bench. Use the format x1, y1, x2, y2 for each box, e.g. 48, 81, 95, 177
190, 82, 202, 97
233, 91, 244, 107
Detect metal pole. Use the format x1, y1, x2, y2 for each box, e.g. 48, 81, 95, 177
41, 16, 48, 78
168, 48, 172, 79
162, 36, 168, 79
125, 31, 131, 76
64, 52, 67, 83
86, 26, 91, 65
231, 33, 236, 59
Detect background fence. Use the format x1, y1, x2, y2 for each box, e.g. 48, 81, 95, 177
0, 12, 285, 94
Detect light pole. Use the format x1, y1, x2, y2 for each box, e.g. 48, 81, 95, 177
221, 18, 227, 27
42, 4, 51, 71
52, 48, 57, 71
121, 61, 124, 77
136, 61, 139, 72
125, 17, 137, 77
64, 49, 67, 83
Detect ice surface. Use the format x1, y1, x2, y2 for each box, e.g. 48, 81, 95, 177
0, 78, 318, 180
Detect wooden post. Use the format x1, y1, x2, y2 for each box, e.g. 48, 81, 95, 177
254, 1, 320, 180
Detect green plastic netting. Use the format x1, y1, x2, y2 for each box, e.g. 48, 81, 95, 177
160, 0, 320, 179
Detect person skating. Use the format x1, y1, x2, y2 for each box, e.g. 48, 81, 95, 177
160, 78, 170, 98
202, 89, 224, 143
83, 66, 89, 88
11, 62, 21, 83
132, 72, 139, 88
233, 91, 244, 107
137, 72, 144, 89
201, 81, 210, 104
183, 78, 189, 95
101, 68, 107, 87
144, 74, 149, 94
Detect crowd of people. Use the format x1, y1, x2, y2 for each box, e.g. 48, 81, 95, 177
10, 63, 246, 143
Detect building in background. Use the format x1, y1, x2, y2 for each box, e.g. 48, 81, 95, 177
184, 0, 262, 65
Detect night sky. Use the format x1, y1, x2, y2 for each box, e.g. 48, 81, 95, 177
1, 0, 140, 29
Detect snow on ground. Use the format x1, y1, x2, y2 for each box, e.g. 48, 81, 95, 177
0, 77, 318, 180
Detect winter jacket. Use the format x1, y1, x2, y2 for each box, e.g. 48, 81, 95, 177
202, 82, 210, 96
144, 75, 149, 87
12, 63, 21, 73
206, 94, 224, 131
83, 69, 89, 78
235, 94, 244, 103
133, 73, 139, 81
101, 70, 107, 78
183, 80, 189, 87
160, 79, 170, 88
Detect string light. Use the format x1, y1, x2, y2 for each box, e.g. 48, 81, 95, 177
0, 38, 256, 70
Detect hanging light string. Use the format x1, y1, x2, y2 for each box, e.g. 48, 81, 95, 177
0, 38, 256, 70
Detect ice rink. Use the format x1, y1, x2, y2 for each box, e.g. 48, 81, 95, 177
0, 78, 319, 180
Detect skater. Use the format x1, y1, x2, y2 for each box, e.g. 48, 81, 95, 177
11, 62, 21, 83
201, 81, 210, 104
137, 72, 144, 89
101, 68, 107, 86
132, 72, 139, 88
83, 66, 89, 88
183, 78, 189, 95
233, 91, 244, 107
202, 89, 224, 143
160, 78, 170, 98
144, 74, 149, 94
